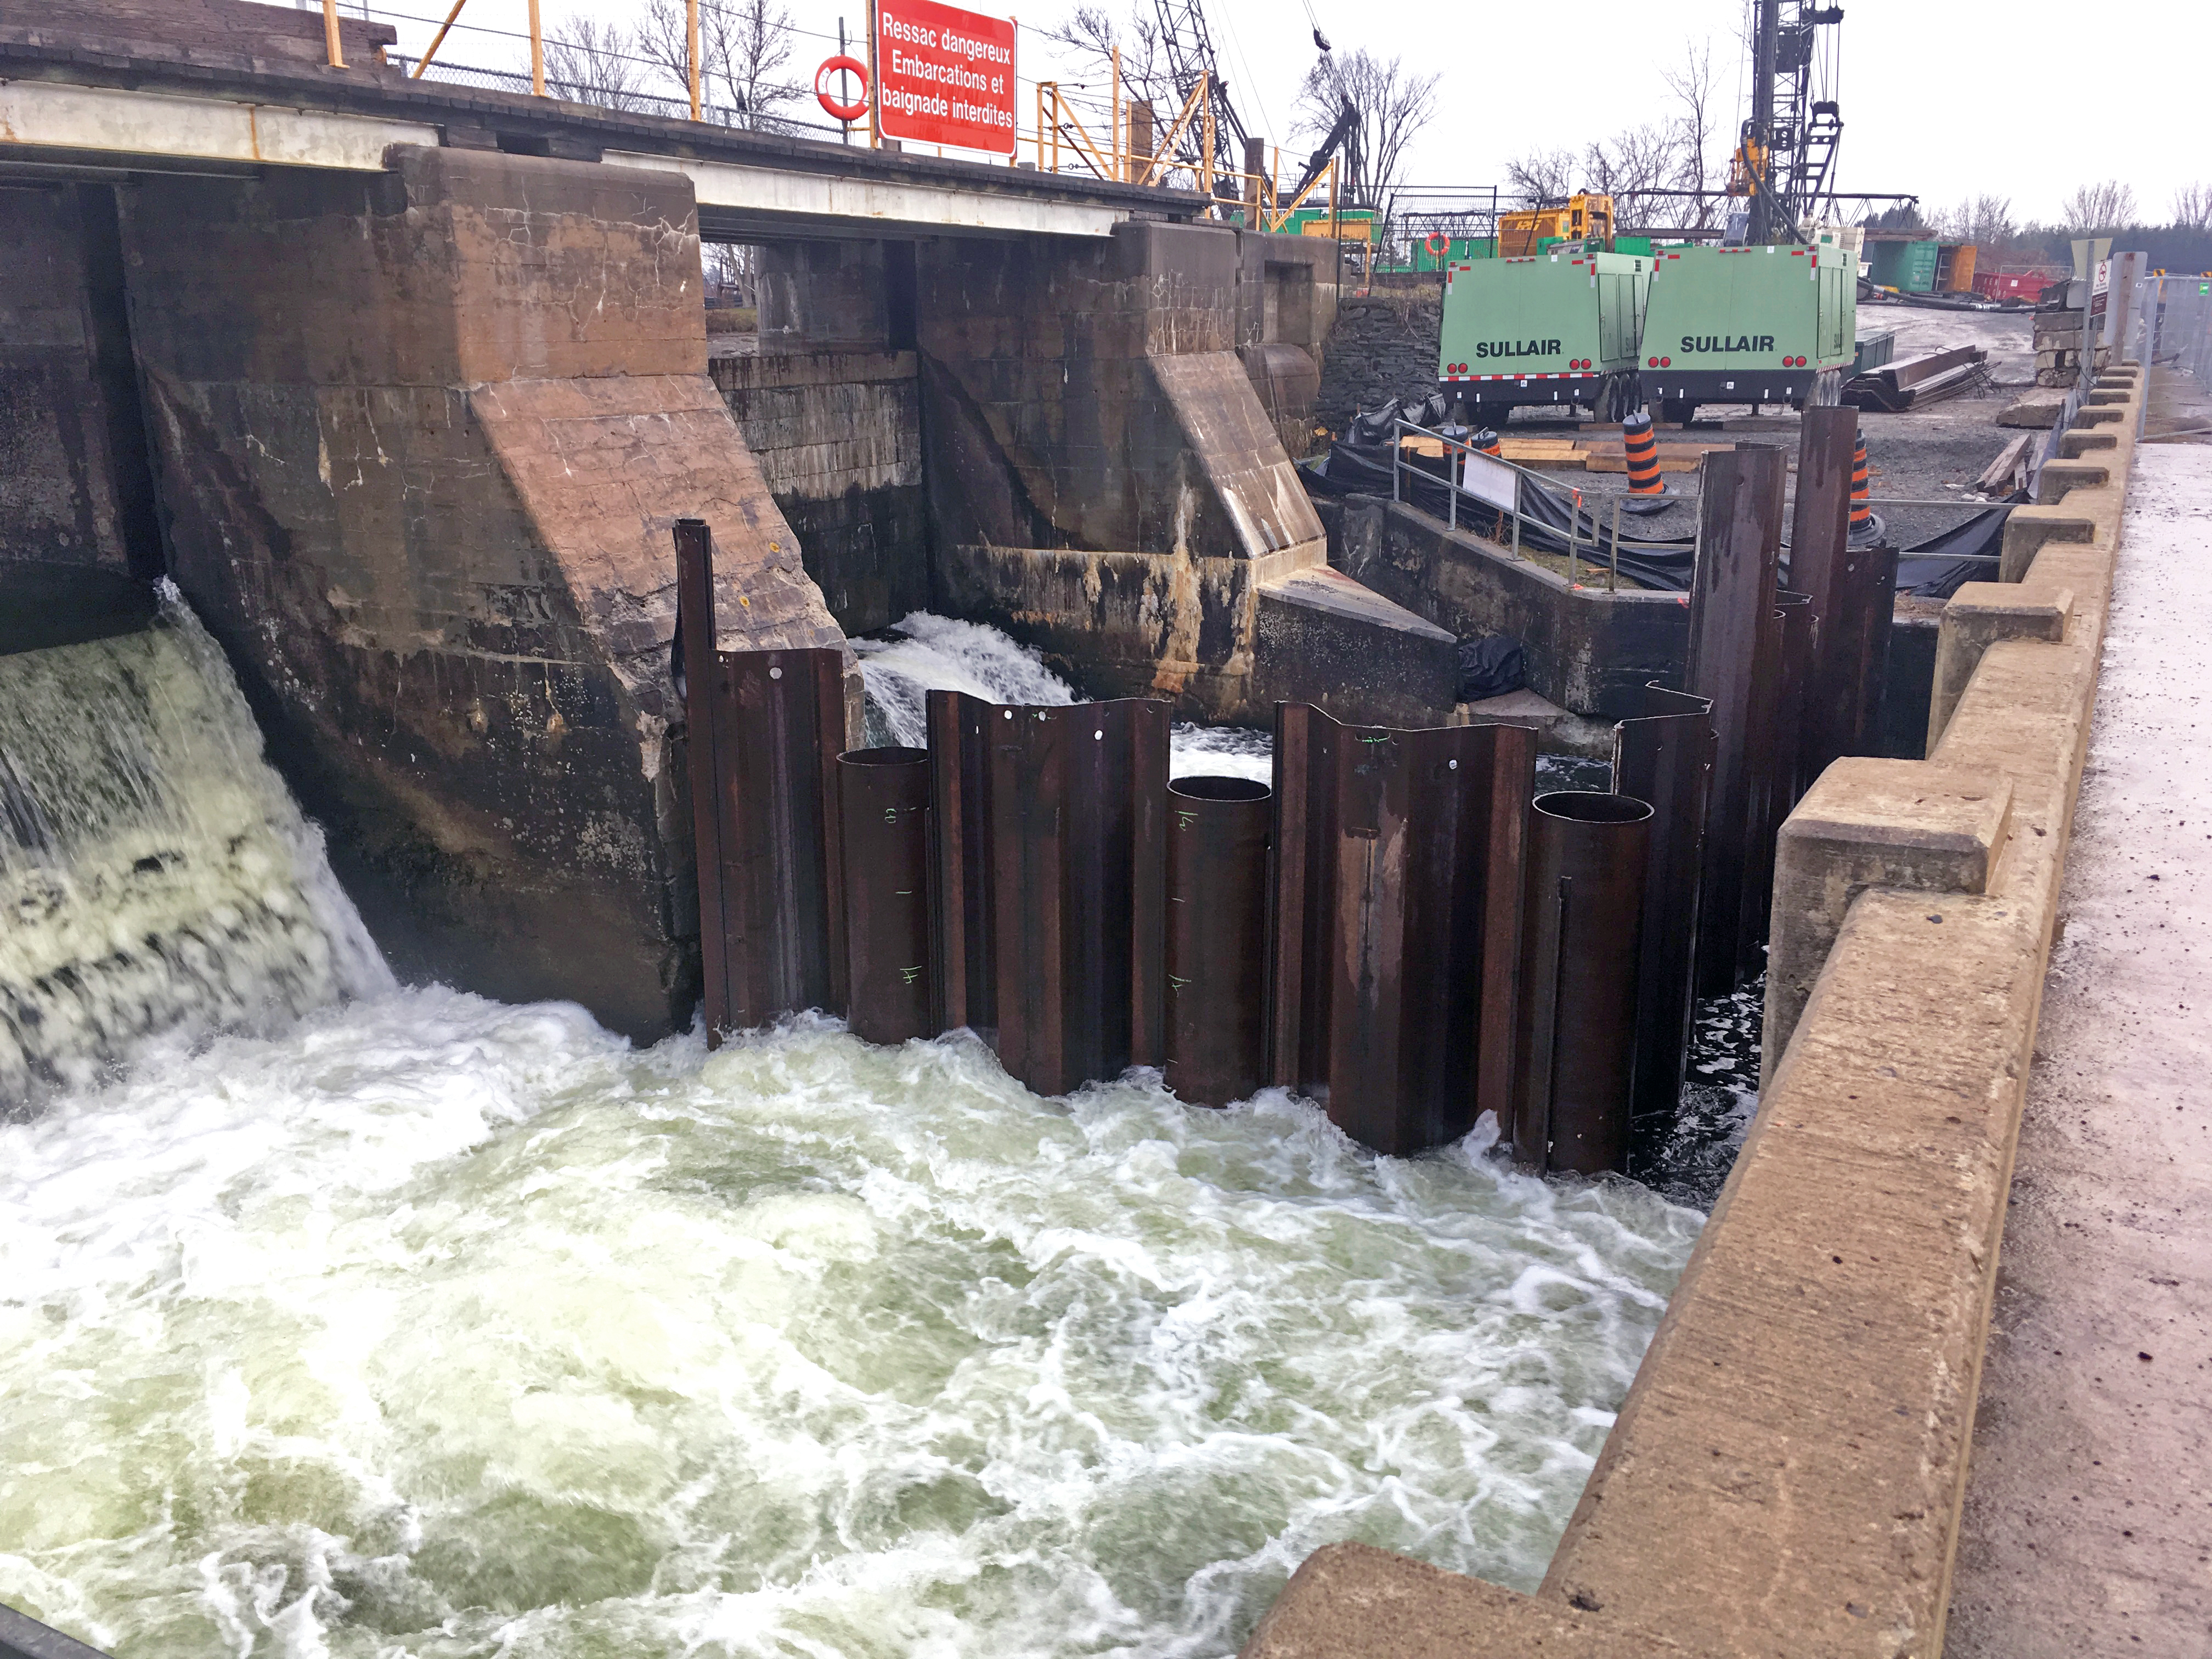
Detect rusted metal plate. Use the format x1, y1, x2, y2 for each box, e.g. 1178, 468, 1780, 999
1269, 704, 1535, 1156
1612, 685, 1715, 1129
838, 746, 934, 1045
1735, 588, 1814, 983
1511, 792, 1654, 1176
1685, 445, 1787, 998
929, 689, 1168, 1096
1791, 410, 1899, 784
1165, 775, 1272, 1108
675, 519, 848, 1041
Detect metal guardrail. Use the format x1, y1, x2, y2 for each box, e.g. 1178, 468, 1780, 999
1, 1603, 115, 1659
1384, 419, 2014, 582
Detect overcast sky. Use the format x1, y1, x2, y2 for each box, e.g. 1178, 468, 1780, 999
366, 0, 2198, 228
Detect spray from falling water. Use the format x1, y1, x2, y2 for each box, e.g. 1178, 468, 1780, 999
0, 585, 390, 1110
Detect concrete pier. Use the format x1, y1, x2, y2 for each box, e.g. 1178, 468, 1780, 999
1945, 424, 2212, 1655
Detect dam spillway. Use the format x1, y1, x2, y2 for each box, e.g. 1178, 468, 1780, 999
0, 591, 1702, 1659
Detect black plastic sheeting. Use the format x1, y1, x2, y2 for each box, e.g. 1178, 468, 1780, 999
1300, 419, 2015, 602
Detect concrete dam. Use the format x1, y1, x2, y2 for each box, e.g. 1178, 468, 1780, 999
7, 0, 2203, 1654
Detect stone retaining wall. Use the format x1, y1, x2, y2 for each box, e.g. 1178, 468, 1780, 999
1243, 364, 2148, 1658
1314, 290, 1440, 436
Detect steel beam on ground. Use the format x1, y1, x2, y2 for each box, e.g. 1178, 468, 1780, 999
1686, 444, 1787, 998
1268, 706, 1534, 1156
1612, 685, 1716, 1130
676, 521, 848, 1041
1512, 792, 1654, 1176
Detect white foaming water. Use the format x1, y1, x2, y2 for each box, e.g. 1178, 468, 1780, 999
0, 589, 390, 1107
0, 995, 1699, 1659
855, 613, 1273, 782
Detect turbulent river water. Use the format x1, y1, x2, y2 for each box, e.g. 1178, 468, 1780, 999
0, 604, 1707, 1659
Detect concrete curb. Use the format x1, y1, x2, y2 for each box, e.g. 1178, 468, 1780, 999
1240, 365, 2147, 1659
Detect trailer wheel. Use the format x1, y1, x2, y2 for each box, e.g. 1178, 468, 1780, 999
1598, 373, 1641, 423
1660, 397, 1697, 426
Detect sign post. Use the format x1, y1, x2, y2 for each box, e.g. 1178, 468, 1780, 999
873, 0, 1018, 157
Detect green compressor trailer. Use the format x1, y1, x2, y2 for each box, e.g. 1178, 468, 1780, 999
1637, 240, 1856, 422
1437, 247, 1651, 424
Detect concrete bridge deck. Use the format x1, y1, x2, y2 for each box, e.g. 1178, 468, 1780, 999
0, 1, 1184, 240
1946, 386, 2212, 1655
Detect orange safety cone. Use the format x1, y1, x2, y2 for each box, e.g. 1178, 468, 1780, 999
1848, 431, 1881, 545
1622, 411, 1666, 495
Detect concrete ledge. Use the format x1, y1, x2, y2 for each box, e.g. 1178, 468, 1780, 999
1760, 757, 2014, 1088
1240, 361, 2151, 1659
1927, 582, 2074, 751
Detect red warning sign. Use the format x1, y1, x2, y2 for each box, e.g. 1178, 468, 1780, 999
874, 0, 1017, 156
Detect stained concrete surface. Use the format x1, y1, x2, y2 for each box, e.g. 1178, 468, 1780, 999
1945, 435, 2212, 1656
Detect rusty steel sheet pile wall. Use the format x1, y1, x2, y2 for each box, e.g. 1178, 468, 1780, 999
1267, 707, 1536, 1157
1242, 365, 2152, 1659
1684, 445, 1788, 998
837, 747, 934, 1045
1611, 686, 1716, 1127
927, 690, 1170, 1097
677, 521, 849, 1040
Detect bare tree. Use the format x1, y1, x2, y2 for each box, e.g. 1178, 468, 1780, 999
1660, 39, 1720, 227
2059, 179, 2139, 233
543, 17, 658, 112
637, 0, 804, 131
2175, 183, 2212, 231
1929, 194, 2017, 246
1293, 50, 1438, 211
1505, 148, 1575, 207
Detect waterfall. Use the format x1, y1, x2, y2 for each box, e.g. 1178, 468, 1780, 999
0, 585, 390, 1109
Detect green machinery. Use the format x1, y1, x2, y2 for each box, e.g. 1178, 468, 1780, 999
1436, 247, 1651, 422
1637, 238, 1856, 422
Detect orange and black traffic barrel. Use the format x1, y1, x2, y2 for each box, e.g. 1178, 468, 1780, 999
1472, 428, 1502, 457
1622, 411, 1665, 495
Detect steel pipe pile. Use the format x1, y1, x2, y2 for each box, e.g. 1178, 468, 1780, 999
1511, 792, 1655, 1177
1164, 775, 1272, 1108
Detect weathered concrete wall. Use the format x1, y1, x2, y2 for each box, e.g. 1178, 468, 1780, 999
1314, 289, 1441, 436
710, 349, 927, 633
1243, 366, 2148, 1658
1234, 231, 1336, 459
123, 146, 847, 1039
1327, 495, 1689, 719
918, 220, 1448, 724
0, 184, 159, 575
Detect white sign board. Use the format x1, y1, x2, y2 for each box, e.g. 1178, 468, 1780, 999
1460, 450, 1519, 514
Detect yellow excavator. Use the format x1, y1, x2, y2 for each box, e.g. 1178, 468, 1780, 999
1495, 192, 1615, 256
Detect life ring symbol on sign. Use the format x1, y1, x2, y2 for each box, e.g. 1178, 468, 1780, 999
815, 55, 869, 122
1425, 232, 1451, 256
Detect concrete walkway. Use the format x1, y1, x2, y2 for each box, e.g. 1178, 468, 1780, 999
1946, 409, 2212, 1655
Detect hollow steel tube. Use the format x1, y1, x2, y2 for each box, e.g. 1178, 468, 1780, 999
838, 747, 934, 1045
1511, 792, 1654, 1177
1164, 775, 1272, 1107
